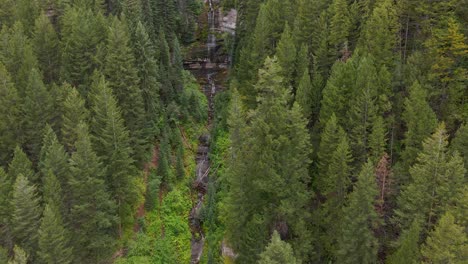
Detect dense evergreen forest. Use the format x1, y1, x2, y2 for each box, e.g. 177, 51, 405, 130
0, 0, 467, 263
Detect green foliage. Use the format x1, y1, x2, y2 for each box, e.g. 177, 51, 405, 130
61, 87, 88, 152
0, 63, 20, 166
21, 68, 53, 158
89, 74, 141, 238
32, 13, 60, 83
400, 81, 438, 177
275, 23, 296, 88
60, 7, 107, 91
225, 57, 312, 262
37, 204, 73, 264
258, 231, 298, 264
38, 125, 71, 214
451, 123, 468, 170
105, 16, 147, 165
8, 245, 28, 264
11, 175, 41, 258
336, 160, 379, 264
328, 0, 351, 55
8, 146, 35, 184
295, 68, 313, 118
132, 21, 161, 136
358, 0, 399, 67
421, 212, 468, 263
395, 124, 466, 232
0, 168, 13, 250
386, 220, 421, 264
0, 22, 38, 92
68, 123, 117, 262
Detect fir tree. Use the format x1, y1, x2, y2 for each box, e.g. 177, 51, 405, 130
336, 160, 379, 264
14, 0, 40, 33
132, 21, 161, 135
369, 116, 387, 163
61, 87, 88, 153
0, 168, 13, 250
60, 7, 107, 92
68, 123, 116, 262
358, 0, 399, 67
32, 13, 60, 84
8, 146, 35, 184
11, 175, 41, 258
37, 204, 73, 264
400, 81, 438, 177
295, 68, 313, 118
319, 134, 353, 259
0, 22, 38, 92
319, 58, 357, 126
89, 74, 140, 238
8, 245, 28, 264
0, 62, 20, 166
38, 126, 71, 212
275, 23, 296, 88
258, 231, 298, 264
316, 114, 346, 180
421, 212, 468, 263
451, 123, 468, 170
395, 124, 466, 232
21, 68, 53, 159
328, 0, 351, 57
104, 17, 147, 165
42, 170, 65, 218
386, 220, 421, 264
225, 57, 312, 262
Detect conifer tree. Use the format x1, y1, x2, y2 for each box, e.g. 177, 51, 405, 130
328, 0, 351, 57
132, 21, 161, 134
0, 63, 20, 166
386, 220, 421, 264
156, 29, 175, 103
60, 7, 107, 92
451, 123, 468, 168
21, 68, 53, 159
295, 44, 310, 87
11, 175, 41, 258
401, 81, 438, 176
319, 59, 357, 126
152, 0, 178, 35
275, 23, 296, 88
14, 0, 40, 33
336, 161, 379, 264
0, 168, 13, 250
316, 114, 346, 179
421, 212, 468, 263
295, 68, 313, 118
369, 116, 387, 163
225, 57, 312, 262
37, 204, 73, 264
32, 13, 60, 84
258, 231, 298, 264
38, 126, 71, 211
89, 74, 140, 238
68, 123, 116, 262
8, 245, 28, 264
358, 0, 399, 67
319, 134, 353, 259
104, 17, 147, 165
8, 146, 35, 184
375, 153, 393, 217
0, 22, 38, 93
42, 170, 65, 217
61, 87, 88, 153
395, 124, 466, 232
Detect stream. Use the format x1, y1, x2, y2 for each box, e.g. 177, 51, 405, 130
187, 0, 224, 263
